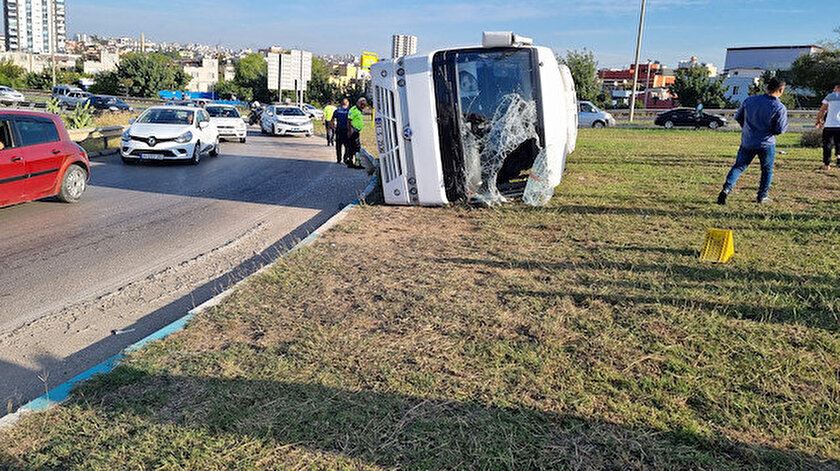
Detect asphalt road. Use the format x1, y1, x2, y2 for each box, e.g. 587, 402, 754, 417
0, 130, 369, 414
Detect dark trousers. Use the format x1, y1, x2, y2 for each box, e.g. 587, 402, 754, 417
325, 122, 335, 146
335, 129, 349, 163
823, 127, 840, 165
347, 129, 361, 166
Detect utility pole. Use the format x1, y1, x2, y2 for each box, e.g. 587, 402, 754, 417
629, 0, 647, 123
51, 0, 57, 87
645, 59, 652, 108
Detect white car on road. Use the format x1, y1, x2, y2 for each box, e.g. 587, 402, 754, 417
260, 105, 313, 137
121, 106, 219, 165
206, 104, 247, 143
0, 86, 26, 104
301, 103, 324, 121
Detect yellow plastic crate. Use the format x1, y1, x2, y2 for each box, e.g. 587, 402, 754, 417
700, 229, 735, 263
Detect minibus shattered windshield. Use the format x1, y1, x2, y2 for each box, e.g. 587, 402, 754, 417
433, 48, 544, 204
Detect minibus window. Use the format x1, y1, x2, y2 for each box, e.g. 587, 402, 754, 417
433, 48, 544, 204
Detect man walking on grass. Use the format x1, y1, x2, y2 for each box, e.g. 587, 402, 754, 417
816, 84, 840, 171
718, 77, 788, 205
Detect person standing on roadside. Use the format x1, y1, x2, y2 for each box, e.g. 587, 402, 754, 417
345, 98, 367, 169
333, 98, 351, 164
323, 102, 337, 147
717, 77, 789, 205
816, 84, 840, 171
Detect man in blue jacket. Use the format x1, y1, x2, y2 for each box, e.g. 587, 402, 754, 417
718, 77, 789, 205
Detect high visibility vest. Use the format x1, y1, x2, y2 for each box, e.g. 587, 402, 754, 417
349, 106, 365, 131
324, 105, 337, 121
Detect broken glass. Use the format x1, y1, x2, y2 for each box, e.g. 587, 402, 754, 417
454, 50, 544, 206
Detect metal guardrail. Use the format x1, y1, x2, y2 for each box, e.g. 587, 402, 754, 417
72, 125, 126, 156
0, 100, 48, 109
609, 109, 819, 119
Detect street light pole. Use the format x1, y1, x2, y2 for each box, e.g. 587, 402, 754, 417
645, 59, 652, 108
50, 0, 57, 87
629, 0, 647, 123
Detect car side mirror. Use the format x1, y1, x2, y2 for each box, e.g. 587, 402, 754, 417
128, 118, 136, 124
199, 121, 209, 129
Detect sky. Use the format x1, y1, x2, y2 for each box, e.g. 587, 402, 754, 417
62, 0, 840, 69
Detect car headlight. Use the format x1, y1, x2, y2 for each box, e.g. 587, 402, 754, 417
121, 129, 131, 141
175, 131, 193, 143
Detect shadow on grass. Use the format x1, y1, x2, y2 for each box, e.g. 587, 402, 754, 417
442, 257, 839, 332
1, 367, 836, 470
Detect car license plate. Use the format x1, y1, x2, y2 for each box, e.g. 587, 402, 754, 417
141, 153, 164, 160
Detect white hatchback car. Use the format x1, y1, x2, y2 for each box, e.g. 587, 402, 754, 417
301, 103, 325, 121
206, 104, 247, 143
0, 86, 26, 104
260, 105, 313, 137
121, 106, 220, 165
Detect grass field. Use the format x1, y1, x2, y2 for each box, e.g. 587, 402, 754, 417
2, 129, 838, 470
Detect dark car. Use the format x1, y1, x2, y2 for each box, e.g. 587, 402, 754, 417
654, 108, 727, 130
85, 95, 132, 112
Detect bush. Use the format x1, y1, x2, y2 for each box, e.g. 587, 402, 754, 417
800, 129, 822, 148
64, 102, 95, 129
46, 98, 61, 114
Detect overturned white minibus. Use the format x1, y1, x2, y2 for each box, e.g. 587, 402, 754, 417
371, 32, 578, 207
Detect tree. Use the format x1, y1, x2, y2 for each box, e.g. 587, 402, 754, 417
307, 57, 343, 106
214, 79, 251, 101
791, 50, 840, 99
0, 60, 26, 88
88, 71, 123, 95
669, 66, 729, 108
24, 69, 82, 90
228, 53, 272, 103
559, 50, 605, 106
90, 52, 190, 98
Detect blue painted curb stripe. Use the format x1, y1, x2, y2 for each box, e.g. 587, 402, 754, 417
12, 173, 380, 416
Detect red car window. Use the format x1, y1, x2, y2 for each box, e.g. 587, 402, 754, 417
16, 119, 60, 147
0, 120, 15, 150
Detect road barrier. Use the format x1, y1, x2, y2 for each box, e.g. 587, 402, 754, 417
72, 125, 126, 157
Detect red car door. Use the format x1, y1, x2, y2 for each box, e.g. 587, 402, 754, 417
14, 115, 65, 200
0, 117, 27, 207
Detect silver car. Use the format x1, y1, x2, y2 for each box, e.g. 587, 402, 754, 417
0, 86, 25, 104
578, 101, 616, 128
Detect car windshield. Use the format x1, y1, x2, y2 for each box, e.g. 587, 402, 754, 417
275, 107, 306, 116
138, 108, 195, 125
206, 106, 241, 118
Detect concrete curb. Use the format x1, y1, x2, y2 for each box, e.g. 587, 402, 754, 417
0, 173, 380, 430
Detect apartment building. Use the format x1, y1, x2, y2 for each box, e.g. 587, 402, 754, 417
4, 0, 67, 53
184, 57, 219, 93
391, 34, 417, 59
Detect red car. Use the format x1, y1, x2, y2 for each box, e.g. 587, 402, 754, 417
0, 110, 90, 208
